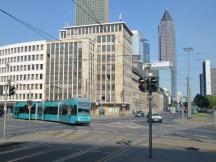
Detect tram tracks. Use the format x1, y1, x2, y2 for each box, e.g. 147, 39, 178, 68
2, 122, 149, 162
1, 125, 95, 162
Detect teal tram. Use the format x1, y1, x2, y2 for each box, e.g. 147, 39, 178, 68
13, 98, 91, 124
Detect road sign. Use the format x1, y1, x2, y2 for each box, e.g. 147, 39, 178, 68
28, 105, 32, 110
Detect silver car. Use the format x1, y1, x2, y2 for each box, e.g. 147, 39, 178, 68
147, 113, 163, 123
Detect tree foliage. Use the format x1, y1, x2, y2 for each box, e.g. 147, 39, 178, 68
207, 96, 216, 110
194, 94, 216, 110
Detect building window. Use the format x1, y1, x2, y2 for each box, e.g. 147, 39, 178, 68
97, 36, 101, 43
97, 74, 100, 81
112, 74, 115, 80
40, 54, 43, 60
101, 84, 105, 90
111, 64, 115, 71
102, 95, 105, 101
112, 84, 115, 90
102, 35, 106, 42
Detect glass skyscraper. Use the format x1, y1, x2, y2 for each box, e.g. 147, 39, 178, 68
158, 9, 176, 98
202, 60, 211, 95
75, 0, 109, 25
132, 31, 150, 64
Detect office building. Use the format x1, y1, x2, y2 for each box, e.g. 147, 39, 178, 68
158, 9, 176, 98
143, 39, 150, 63
0, 22, 149, 116
132, 30, 150, 64
59, 22, 147, 115
46, 39, 95, 101
151, 61, 173, 111
211, 68, 216, 96
200, 73, 204, 96
75, 0, 109, 25
202, 60, 211, 96
0, 41, 47, 107
151, 61, 172, 94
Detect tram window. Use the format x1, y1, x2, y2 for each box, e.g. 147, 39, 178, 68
67, 107, 71, 115
44, 107, 58, 114
71, 105, 77, 115
31, 106, 35, 114
23, 105, 36, 114
19, 106, 28, 113
62, 107, 68, 115
78, 108, 90, 115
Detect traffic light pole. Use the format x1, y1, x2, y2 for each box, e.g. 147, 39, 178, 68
3, 81, 9, 139
148, 78, 153, 158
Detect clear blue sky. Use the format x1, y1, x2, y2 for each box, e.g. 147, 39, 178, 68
1, 0, 216, 98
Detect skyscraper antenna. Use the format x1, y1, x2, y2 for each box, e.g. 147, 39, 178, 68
118, 13, 122, 22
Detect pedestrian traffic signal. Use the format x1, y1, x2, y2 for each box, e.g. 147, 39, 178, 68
138, 77, 147, 92
9, 85, 16, 96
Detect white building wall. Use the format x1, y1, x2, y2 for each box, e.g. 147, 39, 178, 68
205, 60, 211, 95
0, 41, 47, 102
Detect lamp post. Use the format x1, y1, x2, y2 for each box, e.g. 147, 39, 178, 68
183, 47, 193, 119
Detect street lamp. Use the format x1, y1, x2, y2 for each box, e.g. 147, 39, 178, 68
183, 47, 193, 119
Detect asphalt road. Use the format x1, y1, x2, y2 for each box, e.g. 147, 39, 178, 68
0, 113, 215, 162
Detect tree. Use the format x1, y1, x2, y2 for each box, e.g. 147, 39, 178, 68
207, 96, 216, 110
193, 94, 210, 109
194, 94, 203, 107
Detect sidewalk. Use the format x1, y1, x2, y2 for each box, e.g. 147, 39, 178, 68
115, 137, 216, 162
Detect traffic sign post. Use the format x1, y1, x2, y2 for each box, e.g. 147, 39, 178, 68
27, 100, 32, 121
42, 100, 45, 122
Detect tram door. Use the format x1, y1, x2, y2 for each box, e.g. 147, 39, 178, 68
14, 108, 19, 118
37, 106, 43, 120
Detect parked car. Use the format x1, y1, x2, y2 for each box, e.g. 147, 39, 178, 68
134, 111, 145, 117
147, 113, 163, 123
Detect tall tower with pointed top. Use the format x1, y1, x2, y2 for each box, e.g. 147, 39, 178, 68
158, 9, 176, 98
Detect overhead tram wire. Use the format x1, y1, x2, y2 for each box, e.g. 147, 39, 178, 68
0, 5, 129, 63
0, 8, 58, 41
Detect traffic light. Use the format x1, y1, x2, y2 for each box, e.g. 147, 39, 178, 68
138, 77, 147, 92
8, 80, 16, 96
0, 85, 3, 96
150, 76, 158, 92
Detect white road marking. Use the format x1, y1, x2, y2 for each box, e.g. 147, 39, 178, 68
52, 145, 104, 162
193, 134, 211, 139
0, 143, 48, 155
